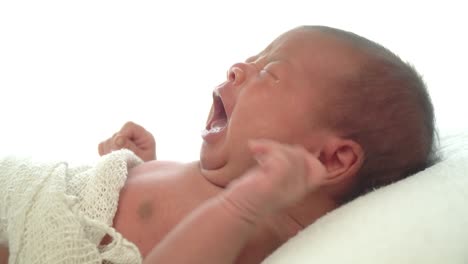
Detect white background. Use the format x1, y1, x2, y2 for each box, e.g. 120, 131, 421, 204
1, 0, 467, 163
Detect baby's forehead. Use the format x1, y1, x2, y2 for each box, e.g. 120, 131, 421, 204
248, 29, 360, 70
253, 32, 358, 90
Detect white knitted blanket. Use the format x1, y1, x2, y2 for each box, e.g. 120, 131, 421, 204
0, 150, 143, 264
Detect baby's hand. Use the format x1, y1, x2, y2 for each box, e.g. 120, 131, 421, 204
98, 121, 156, 161
222, 139, 327, 224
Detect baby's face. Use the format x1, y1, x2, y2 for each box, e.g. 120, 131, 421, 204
200, 27, 356, 186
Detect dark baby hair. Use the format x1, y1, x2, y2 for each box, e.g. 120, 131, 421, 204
308, 26, 439, 203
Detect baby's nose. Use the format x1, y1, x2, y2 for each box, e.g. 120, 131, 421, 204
227, 62, 255, 86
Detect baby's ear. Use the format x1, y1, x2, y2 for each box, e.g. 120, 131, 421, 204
318, 137, 364, 186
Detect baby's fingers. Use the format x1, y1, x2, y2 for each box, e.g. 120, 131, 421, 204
248, 138, 282, 156
248, 139, 290, 172
98, 133, 135, 156
302, 151, 328, 189
248, 138, 327, 190
248, 139, 319, 158
98, 137, 114, 156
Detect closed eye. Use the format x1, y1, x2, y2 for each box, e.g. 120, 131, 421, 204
260, 69, 279, 82
250, 61, 280, 83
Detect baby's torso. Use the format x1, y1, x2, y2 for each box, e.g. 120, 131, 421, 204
111, 160, 222, 257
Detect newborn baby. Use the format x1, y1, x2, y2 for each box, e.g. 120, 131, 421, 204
0, 25, 437, 264
101, 25, 438, 263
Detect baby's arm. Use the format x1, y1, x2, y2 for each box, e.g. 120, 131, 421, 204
143, 139, 327, 264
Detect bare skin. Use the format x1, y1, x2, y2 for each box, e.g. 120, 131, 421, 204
113, 139, 333, 264
112, 160, 224, 257
0, 247, 7, 264
106, 27, 365, 263
1, 27, 365, 263
99, 122, 156, 162
106, 28, 365, 263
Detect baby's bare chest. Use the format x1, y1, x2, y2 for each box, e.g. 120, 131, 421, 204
111, 161, 220, 256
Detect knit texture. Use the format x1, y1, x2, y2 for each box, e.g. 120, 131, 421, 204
0, 149, 143, 264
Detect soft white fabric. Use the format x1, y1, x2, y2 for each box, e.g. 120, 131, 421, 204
438, 131, 468, 159
263, 150, 468, 263
0, 149, 143, 264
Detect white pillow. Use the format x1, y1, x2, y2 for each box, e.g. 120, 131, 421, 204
263, 150, 468, 263
438, 131, 468, 159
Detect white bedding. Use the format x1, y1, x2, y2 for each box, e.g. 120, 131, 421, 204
0, 150, 142, 263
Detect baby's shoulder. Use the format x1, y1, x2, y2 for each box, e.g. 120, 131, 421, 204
126, 160, 200, 184
138, 160, 185, 169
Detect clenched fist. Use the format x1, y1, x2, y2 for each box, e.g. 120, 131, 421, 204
222, 139, 327, 224
98, 122, 156, 162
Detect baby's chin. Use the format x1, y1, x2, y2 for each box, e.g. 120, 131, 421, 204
198, 160, 232, 188
199, 155, 256, 188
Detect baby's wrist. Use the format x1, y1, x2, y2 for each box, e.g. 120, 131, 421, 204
216, 192, 264, 228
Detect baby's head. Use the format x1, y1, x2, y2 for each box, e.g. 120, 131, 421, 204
200, 25, 437, 203
304, 26, 438, 202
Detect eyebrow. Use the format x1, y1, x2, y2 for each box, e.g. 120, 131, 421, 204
245, 55, 272, 68
245, 56, 259, 63
245, 55, 283, 81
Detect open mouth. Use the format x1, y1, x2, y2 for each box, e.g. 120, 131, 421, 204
205, 90, 228, 133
